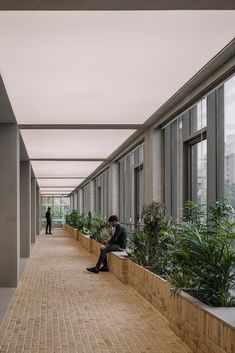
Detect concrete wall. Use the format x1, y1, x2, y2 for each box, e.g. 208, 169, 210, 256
0, 124, 20, 287
31, 177, 36, 243
20, 161, 31, 258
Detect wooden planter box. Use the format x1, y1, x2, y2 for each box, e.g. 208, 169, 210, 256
74, 235, 235, 353
108, 252, 129, 284
79, 232, 92, 252
66, 225, 73, 235
126, 260, 235, 353
169, 291, 235, 353
90, 239, 102, 256
127, 260, 171, 318
72, 228, 78, 241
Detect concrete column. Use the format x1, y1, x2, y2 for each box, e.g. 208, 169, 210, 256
0, 124, 20, 287
153, 128, 165, 203
79, 189, 83, 212
70, 195, 74, 211
36, 186, 41, 235
76, 191, 79, 210
108, 163, 119, 215
74, 193, 77, 210
89, 180, 95, 214
144, 127, 164, 205
20, 161, 31, 258
31, 177, 36, 243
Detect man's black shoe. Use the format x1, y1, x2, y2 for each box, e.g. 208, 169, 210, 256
99, 266, 109, 272
87, 267, 99, 273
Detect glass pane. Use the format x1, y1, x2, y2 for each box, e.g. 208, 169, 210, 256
224, 75, 235, 208
191, 139, 207, 208
191, 97, 207, 133
177, 116, 183, 219
41, 195, 70, 227
54, 197, 60, 206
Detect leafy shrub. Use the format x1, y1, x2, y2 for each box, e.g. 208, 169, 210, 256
127, 231, 150, 266
92, 226, 112, 243
169, 200, 235, 307
66, 211, 108, 240
89, 214, 109, 242
128, 202, 176, 274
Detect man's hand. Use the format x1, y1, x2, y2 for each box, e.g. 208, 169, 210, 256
102, 240, 108, 245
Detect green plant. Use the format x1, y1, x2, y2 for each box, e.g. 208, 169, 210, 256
154, 219, 176, 275
70, 210, 79, 228
77, 213, 92, 234
142, 202, 166, 243
89, 214, 107, 242
183, 200, 207, 233
208, 199, 235, 240
94, 226, 111, 243
128, 202, 176, 274
127, 231, 150, 266
65, 213, 71, 225
168, 200, 235, 307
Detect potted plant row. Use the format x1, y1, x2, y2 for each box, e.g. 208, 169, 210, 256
127, 200, 235, 353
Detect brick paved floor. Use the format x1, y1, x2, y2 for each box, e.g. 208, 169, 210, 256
0, 230, 192, 353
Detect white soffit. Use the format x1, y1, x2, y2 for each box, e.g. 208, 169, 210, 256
40, 187, 74, 191
0, 11, 235, 125
31, 161, 102, 177
21, 130, 135, 158
37, 179, 84, 187
41, 192, 70, 195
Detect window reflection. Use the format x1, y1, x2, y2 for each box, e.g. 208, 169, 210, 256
41, 195, 70, 228
224, 75, 235, 208
191, 139, 207, 208
191, 97, 207, 134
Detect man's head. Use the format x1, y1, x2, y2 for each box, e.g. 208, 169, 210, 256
108, 215, 119, 227
48, 207, 51, 211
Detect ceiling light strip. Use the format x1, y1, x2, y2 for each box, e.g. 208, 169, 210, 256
36, 177, 86, 179
31, 158, 105, 161
19, 124, 141, 130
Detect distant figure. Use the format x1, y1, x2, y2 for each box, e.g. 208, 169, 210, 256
87, 215, 127, 273
46, 207, 52, 235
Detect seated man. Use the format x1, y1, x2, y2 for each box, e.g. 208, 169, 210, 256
87, 215, 127, 273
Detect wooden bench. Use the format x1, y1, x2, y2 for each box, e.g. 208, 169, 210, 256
107, 251, 129, 284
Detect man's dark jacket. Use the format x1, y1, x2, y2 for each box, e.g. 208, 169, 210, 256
46, 211, 51, 222
108, 224, 127, 249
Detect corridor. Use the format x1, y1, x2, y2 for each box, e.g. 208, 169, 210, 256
0, 230, 192, 353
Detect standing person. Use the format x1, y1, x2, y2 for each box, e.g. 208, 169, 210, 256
87, 215, 127, 273
46, 207, 52, 235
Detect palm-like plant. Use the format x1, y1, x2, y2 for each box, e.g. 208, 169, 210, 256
127, 231, 150, 266
169, 200, 235, 307
89, 214, 108, 242
128, 203, 176, 273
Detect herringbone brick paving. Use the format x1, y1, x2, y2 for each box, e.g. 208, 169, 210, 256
0, 230, 192, 353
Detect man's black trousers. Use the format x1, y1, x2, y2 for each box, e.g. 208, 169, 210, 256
46, 221, 51, 234
96, 244, 123, 268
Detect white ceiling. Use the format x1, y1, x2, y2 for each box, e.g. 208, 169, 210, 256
37, 179, 85, 187
0, 11, 235, 124
40, 187, 74, 192
31, 161, 102, 177
0, 11, 235, 194
21, 129, 135, 158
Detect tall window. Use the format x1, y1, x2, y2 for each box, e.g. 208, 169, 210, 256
119, 144, 144, 233
94, 169, 109, 219
41, 195, 70, 228
189, 139, 207, 207
134, 165, 144, 228
164, 97, 207, 219
224, 75, 235, 208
